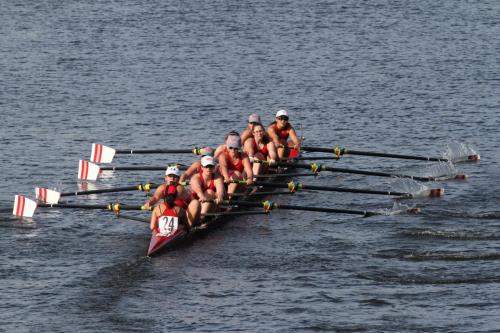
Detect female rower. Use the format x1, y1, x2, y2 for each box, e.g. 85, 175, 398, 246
150, 184, 189, 236
189, 155, 225, 218
240, 114, 261, 145
143, 165, 198, 228
218, 135, 254, 196
243, 123, 278, 177
267, 109, 301, 159
179, 146, 214, 183
214, 130, 240, 160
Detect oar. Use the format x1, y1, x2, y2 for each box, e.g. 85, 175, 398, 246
301, 146, 480, 163
231, 191, 297, 197
201, 211, 270, 217
35, 183, 162, 204
223, 200, 392, 217
277, 162, 466, 182
254, 181, 444, 198
12, 195, 150, 218
78, 160, 187, 181
254, 172, 319, 178
90, 143, 210, 163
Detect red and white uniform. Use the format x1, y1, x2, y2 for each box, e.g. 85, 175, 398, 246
155, 207, 180, 236
270, 122, 291, 141
223, 147, 244, 172
251, 138, 269, 158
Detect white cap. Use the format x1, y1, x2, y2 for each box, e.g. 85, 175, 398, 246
276, 109, 289, 118
201, 146, 214, 157
201, 155, 215, 167
226, 135, 241, 149
248, 114, 261, 123
165, 165, 180, 177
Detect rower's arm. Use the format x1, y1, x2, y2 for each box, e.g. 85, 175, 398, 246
242, 155, 254, 184
180, 162, 198, 183
267, 142, 278, 163
217, 154, 231, 182
243, 138, 256, 160
240, 128, 252, 144
190, 175, 206, 201
150, 208, 159, 231
267, 126, 280, 146
288, 128, 301, 148
144, 185, 165, 209
214, 177, 226, 202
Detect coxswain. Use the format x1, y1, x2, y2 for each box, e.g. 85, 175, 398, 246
143, 165, 198, 228
240, 114, 261, 144
179, 146, 214, 183
243, 123, 278, 177
189, 155, 225, 218
267, 109, 301, 159
150, 184, 189, 236
218, 135, 254, 196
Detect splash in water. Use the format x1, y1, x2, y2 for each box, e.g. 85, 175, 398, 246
443, 142, 480, 163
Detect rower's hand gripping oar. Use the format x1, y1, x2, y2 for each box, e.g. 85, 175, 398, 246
277, 162, 466, 182
90, 143, 211, 164
301, 145, 480, 163
12, 195, 151, 218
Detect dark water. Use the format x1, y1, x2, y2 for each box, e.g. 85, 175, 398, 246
1, 1, 500, 332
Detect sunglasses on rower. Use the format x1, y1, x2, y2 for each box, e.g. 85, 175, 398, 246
277, 116, 289, 121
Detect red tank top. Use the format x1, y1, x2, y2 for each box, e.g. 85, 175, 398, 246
160, 185, 189, 209
272, 122, 290, 140
155, 206, 180, 235
223, 147, 244, 172
252, 138, 269, 158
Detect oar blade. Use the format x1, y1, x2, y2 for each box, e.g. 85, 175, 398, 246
412, 187, 445, 198
13, 195, 38, 217
78, 160, 100, 181
91, 143, 116, 163
35, 187, 61, 204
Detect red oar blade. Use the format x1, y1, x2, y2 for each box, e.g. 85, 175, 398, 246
78, 160, 100, 181
91, 143, 116, 163
35, 187, 61, 204
13, 195, 38, 218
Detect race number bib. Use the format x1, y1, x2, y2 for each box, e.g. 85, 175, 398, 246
158, 215, 179, 236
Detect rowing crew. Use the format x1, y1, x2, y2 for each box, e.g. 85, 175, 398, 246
147, 110, 301, 236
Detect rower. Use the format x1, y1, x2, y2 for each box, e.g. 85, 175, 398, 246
243, 123, 278, 177
218, 135, 254, 196
267, 109, 301, 159
214, 130, 240, 160
143, 165, 198, 228
150, 184, 189, 236
179, 146, 214, 183
189, 155, 225, 218
240, 114, 261, 144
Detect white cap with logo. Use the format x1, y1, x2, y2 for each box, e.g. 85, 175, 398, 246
275, 109, 289, 118
201, 155, 215, 167
165, 165, 181, 177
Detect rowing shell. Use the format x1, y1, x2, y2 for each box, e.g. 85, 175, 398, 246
147, 148, 300, 257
